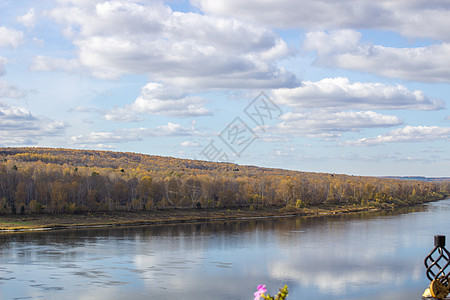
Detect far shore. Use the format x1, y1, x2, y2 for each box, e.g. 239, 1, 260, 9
0, 203, 403, 232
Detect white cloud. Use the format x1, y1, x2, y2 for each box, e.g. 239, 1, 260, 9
30, 55, 80, 73
304, 30, 450, 83
104, 82, 212, 121
70, 122, 200, 144
69, 106, 103, 114
259, 134, 290, 143
193, 0, 450, 41
329, 153, 439, 164
0, 26, 24, 48
17, 8, 37, 29
76, 143, 118, 150
102, 106, 143, 122
271, 110, 402, 137
70, 131, 142, 144
303, 30, 362, 59
133, 86, 211, 118
180, 141, 200, 147
0, 102, 66, 145
0, 57, 8, 76
394, 156, 433, 163
343, 125, 450, 146
32, 37, 44, 46
0, 57, 28, 99
0, 80, 27, 99
45, 0, 297, 88
272, 77, 444, 111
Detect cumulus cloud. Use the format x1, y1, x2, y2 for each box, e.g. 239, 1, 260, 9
304, 30, 450, 83
271, 110, 402, 138
0, 102, 66, 145
70, 131, 141, 144
126, 84, 211, 118
104, 82, 212, 121
0, 26, 24, 48
45, 0, 298, 88
0, 80, 28, 99
343, 125, 450, 146
272, 77, 444, 111
180, 141, 200, 147
17, 8, 37, 29
70, 122, 200, 144
193, 0, 450, 41
30, 55, 81, 73
0, 57, 29, 99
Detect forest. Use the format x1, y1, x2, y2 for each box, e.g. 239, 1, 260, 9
0, 147, 449, 214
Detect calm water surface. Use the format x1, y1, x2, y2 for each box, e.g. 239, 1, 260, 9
1, 199, 450, 299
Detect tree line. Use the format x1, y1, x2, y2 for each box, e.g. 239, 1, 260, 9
0, 147, 448, 214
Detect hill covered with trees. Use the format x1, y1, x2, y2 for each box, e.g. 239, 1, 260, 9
0, 147, 448, 215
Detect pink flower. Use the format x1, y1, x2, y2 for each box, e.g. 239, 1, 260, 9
254, 285, 267, 300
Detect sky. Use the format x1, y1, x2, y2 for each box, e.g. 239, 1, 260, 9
0, 0, 450, 177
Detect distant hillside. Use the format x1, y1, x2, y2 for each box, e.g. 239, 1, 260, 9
382, 176, 450, 182
0, 147, 448, 214
0, 147, 288, 176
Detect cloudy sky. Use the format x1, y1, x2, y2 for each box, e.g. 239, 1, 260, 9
1, 0, 450, 176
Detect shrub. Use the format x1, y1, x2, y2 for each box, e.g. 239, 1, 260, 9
295, 199, 306, 208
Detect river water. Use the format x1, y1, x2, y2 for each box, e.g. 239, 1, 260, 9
1, 199, 450, 300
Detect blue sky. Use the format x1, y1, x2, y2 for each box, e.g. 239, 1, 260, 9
1, 0, 449, 176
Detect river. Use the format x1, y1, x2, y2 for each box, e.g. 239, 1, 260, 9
1, 199, 450, 299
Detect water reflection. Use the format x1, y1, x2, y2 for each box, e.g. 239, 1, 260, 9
0, 200, 449, 299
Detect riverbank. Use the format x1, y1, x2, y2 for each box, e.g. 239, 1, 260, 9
0, 204, 392, 232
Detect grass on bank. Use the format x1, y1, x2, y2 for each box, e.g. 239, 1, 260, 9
0, 203, 392, 231
3, 192, 447, 232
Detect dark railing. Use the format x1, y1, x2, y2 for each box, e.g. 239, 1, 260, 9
425, 235, 450, 284
424, 235, 450, 299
